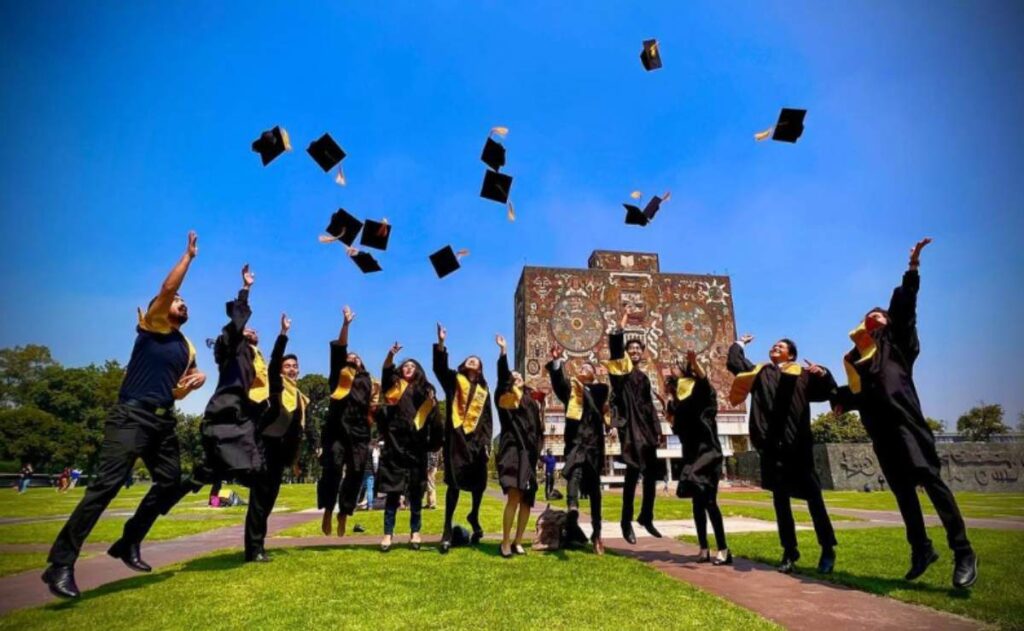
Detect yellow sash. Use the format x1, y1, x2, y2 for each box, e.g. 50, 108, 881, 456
330, 366, 357, 400
248, 346, 269, 403
384, 379, 435, 430
452, 374, 488, 433
281, 377, 309, 428
498, 386, 523, 410
565, 379, 585, 421
603, 355, 633, 376
675, 377, 696, 402
385, 379, 408, 405
728, 362, 801, 406
413, 396, 436, 430
843, 322, 878, 394
137, 307, 198, 401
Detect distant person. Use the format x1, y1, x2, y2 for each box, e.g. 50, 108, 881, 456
57, 468, 71, 493
18, 463, 33, 493
541, 450, 557, 500
833, 238, 977, 589
43, 232, 206, 599
69, 468, 82, 489
358, 441, 381, 511
424, 448, 439, 510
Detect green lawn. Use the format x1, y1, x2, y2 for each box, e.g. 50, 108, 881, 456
718, 490, 1024, 520
0, 546, 777, 630
681, 527, 1023, 630
0, 553, 89, 578
0, 513, 243, 545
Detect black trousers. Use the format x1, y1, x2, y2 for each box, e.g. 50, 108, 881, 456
544, 471, 555, 498
621, 465, 657, 524
692, 485, 727, 550
888, 467, 971, 554
773, 488, 837, 554
317, 429, 369, 517
244, 437, 287, 557
48, 404, 182, 567
442, 485, 484, 538
566, 466, 603, 537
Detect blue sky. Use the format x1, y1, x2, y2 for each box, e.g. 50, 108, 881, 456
1, 2, 1022, 426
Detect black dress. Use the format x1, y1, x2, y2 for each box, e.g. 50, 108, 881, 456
432, 344, 493, 492
546, 360, 609, 485
375, 361, 442, 497
606, 329, 665, 478
494, 354, 544, 506
667, 374, 722, 497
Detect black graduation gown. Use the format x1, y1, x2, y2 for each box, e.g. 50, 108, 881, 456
546, 360, 609, 484
494, 355, 544, 500
201, 288, 264, 481
259, 334, 316, 467
834, 270, 941, 482
322, 341, 373, 454
667, 375, 722, 497
607, 330, 665, 477
433, 344, 494, 492
376, 362, 442, 494
727, 343, 836, 499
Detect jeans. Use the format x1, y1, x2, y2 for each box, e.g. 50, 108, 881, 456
383, 491, 422, 535
361, 472, 375, 509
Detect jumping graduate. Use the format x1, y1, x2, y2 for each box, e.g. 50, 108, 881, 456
377, 342, 442, 551
244, 312, 316, 562
546, 344, 611, 554
667, 351, 730, 565
317, 306, 374, 537
433, 323, 494, 553
605, 314, 666, 544
833, 238, 977, 589
727, 334, 838, 574
494, 334, 545, 558
43, 232, 206, 599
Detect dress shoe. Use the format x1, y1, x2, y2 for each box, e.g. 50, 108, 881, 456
42, 565, 80, 599
905, 545, 939, 581
245, 550, 271, 563
500, 543, 513, 558
952, 550, 978, 589
108, 539, 152, 572
712, 550, 733, 566
439, 540, 451, 554
777, 550, 800, 574
353, 524, 366, 534
380, 537, 392, 553
468, 515, 483, 545
513, 544, 527, 556
410, 534, 422, 551
637, 518, 663, 538
621, 522, 637, 545
817, 547, 836, 574
696, 550, 711, 564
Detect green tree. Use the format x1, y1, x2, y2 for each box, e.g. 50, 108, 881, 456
175, 412, 205, 475
811, 410, 870, 444
925, 417, 945, 433
957, 403, 1009, 442
0, 406, 88, 471
0, 345, 58, 406
296, 373, 329, 481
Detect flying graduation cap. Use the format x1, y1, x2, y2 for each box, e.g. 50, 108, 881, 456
347, 247, 382, 274
360, 218, 392, 251
251, 126, 291, 166
307, 133, 348, 184
479, 127, 515, 221
319, 208, 363, 246
429, 245, 469, 279
623, 190, 671, 226
640, 39, 662, 72
754, 108, 807, 143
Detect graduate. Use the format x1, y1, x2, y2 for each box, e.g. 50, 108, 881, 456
727, 334, 838, 574
494, 334, 545, 558
317, 306, 374, 537
605, 314, 665, 544
433, 323, 494, 553
546, 344, 610, 554
43, 232, 205, 598
244, 313, 317, 562
833, 238, 977, 589
377, 342, 442, 551
666, 351, 730, 565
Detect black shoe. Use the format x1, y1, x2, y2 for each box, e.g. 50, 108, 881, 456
777, 550, 800, 574
638, 518, 662, 538
353, 524, 366, 534
905, 546, 939, 581
621, 521, 637, 545
107, 539, 152, 573
712, 551, 734, 566
500, 543, 513, 559
380, 542, 391, 553
245, 550, 271, 563
953, 550, 978, 589
817, 547, 836, 574
696, 550, 711, 564
41, 565, 80, 599
470, 529, 484, 545
439, 540, 451, 554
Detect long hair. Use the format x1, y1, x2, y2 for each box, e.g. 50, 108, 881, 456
456, 355, 488, 387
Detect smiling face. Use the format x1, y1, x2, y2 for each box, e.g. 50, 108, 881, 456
167, 295, 189, 326
768, 339, 794, 364
462, 356, 482, 380
626, 340, 645, 364
282, 356, 299, 380
347, 352, 364, 370
400, 360, 418, 381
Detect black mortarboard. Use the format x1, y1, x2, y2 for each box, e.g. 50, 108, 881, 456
429, 245, 463, 278
624, 204, 649, 226
360, 219, 392, 250
757, 108, 807, 143
307, 133, 347, 172
481, 137, 506, 171
643, 195, 665, 222
251, 126, 291, 166
350, 250, 382, 274
323, 208, 363, 246
480, 170, 513, 204
640, 39, 662, 72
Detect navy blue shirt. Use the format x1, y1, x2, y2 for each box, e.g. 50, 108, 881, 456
118, 327, 192, 407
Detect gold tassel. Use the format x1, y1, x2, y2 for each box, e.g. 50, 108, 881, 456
456, 248, 469, 259
754, 127, 773, 142
630, 190, 643, 200
318, 235, 339, 244
507, 201, 515, 222
490, 126, 509, 138
334, 165, 347, 186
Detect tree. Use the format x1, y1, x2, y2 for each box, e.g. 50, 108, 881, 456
296, 373, 329, 481
0, 406, 88, 471
957, 403, 1009, 442
926, 417, 945, 433
811, 410, 869, 444
0, 345, 58, 407
175, 412, 205, 475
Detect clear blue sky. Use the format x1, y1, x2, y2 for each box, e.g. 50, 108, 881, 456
1, 2, 1022, 426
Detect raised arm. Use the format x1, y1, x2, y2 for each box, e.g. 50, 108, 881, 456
432, 322, 456, 393
329, 307, 355, 391
495, 334, 512, 391
544, 345, 571, 405
382, 342, 402, 389
887, 238, 929, 362
147, 231, 198, 321
226, 264, 255, 335
727, 334, 756, 375
269, 313, 290, 395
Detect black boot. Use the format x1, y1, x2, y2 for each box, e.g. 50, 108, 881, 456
566, 510, 588, 546
245, 549, 271, 563
952, 550, 978, 589
440, 527, 452, 554
41, 564, 80, 599
107, 539, 152, 573
468, 514, 483, 545
905, 545, 939, 581
621, 521, 637, 545
637, 517, 662, 538
777, 549, 800, 574
817, 546, 835, 574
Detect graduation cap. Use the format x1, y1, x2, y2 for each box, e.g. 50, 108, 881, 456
481, 137, 506, 171
348, 248, 382, 274
481, 170, 513, 204
755, 108, 807, 143
251, 126, 291, 166
360, 218, 392, 250
307, 133, 348, 184
640, 39, 662, 72
319, 208, 363, 246
429, 245, 469, 279
623, 190, 671, 226
479, 127, 516, 221
623, 203, 649, 226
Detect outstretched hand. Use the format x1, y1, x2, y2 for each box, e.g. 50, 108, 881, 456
436, 322, 447, 343
803, 359, 826, 376
343, 306, 355, 324
739, 333, 754, 345
388, 341, 402, 356
280, 312, 291, 335
909, 237, 932, 268
495, 334, 507, 351
242, 264, 255, 288
549, 344, 564, 361
185, 231, 198, 259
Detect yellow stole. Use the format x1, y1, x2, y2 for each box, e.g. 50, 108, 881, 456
137, 307, 197, 401
248, 346, 270, 403
498, 386, 523, 410
281, 377, 309, 428
565, 379, 585, 421
384, 379, 436, 430
603, 355, 633, 377
728, 362, 801, 406
843, 322, 878, 395
675, 377, 696, 402
452, 374, 488, 433
330, 366, 357, 400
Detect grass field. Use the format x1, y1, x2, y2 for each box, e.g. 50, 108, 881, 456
0, 546, 778, 630
0, 553, 92, 578
681, 527, 1024, 630
716, 489, 1024, 520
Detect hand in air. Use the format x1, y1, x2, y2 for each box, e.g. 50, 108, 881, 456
343, 306, 355, 324
803, 360, 826, 376
242, 264, 255, 288
436, 322, 447, 343
909, 237, 932, 268
389, 341, 403, 356
549, 344, 564, 361
185, 231, 198, 259
739, 334, 754, 345
280, 313, 291, 335
495, 334, 507, 351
